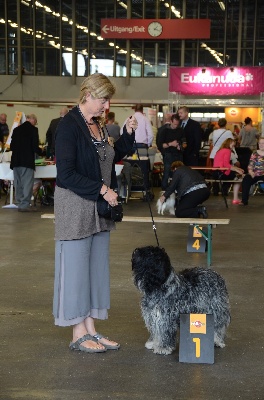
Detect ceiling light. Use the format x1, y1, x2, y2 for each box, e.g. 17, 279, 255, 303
218, 1, 225, 11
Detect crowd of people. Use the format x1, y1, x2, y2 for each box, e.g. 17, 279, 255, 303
1, 100, 263, 214
157, 111, 264, 211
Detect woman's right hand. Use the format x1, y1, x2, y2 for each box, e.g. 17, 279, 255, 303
101, 187, 118, 206
125, 116, 138, 134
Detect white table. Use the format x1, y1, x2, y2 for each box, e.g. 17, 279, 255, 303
0, 163, 57, 209
0, 163, 123, 208
115, 164, 123, 176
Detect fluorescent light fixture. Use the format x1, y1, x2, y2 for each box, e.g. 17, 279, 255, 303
218, 1, 225, 11
191, 113, 203, 118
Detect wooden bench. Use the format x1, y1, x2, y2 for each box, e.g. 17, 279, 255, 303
41, 214, 230, 267
191, 166, 239, 208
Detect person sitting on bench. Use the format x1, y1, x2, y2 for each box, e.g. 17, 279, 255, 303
159, 161, 210, 218
240, 136, 264, 206
213, 138, 244, 204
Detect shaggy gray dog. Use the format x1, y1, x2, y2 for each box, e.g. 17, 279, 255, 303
132, 246, 231, 355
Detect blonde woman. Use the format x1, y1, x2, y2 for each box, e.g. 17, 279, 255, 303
53, 73, 137, 353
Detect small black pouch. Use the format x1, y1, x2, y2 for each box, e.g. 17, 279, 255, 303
97, 196, 123, 222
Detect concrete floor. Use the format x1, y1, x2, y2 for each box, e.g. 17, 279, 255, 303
0, 188, 263, 400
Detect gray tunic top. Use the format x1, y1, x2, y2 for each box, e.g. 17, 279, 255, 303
239, 127, 258, 150
54, 142, 116, 241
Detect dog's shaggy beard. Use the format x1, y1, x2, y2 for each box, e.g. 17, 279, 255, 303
132, 246, 173, 294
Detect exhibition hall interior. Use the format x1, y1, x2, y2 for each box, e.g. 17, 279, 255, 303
0, 1, 264, 399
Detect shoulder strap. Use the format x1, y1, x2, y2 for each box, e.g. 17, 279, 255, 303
214, 130, 227, 146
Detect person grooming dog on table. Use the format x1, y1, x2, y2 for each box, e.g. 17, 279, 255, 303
159, 161, 210, 218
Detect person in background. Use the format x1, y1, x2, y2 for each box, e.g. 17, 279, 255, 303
178, 106, 202, 166
239, 117, 259, 151
240, 136, 264, 206
213, 138, 244, 204
203, 122, 214, 143
0, 113, 9, 147
209, 118, 234, 160
208, 118, 234, 194
106, 113, 131, 201
159, 161, 210, 218
53, 73, 136, 353
156, 113, 171, 155
233, 124, 240, 141
159, 113, 186, 190
106, 111, 120, 142
150, 121, 158, 148
46, 106, 69, 158
122, 103, 153, 154
10, 114, 43, 212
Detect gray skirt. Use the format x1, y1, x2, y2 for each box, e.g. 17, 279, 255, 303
53, 231, 110, 327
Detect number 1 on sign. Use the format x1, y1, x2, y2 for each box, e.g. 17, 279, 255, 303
192, 239, 200, 250
192, 338, 201, 358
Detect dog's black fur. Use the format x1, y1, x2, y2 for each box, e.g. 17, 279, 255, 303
132, 246, 231, 355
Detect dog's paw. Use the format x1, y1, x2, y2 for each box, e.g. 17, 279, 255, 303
214, 341, 225, 348
153, 346, 175, 355
145, 340, 154, 350
214, 333, 226, 348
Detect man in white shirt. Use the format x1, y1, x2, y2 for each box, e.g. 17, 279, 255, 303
209, 118, 234, 160
121, 104, 153, 154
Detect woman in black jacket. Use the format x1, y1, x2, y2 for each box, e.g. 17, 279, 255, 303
53, 73, 137, 354
159, 161, 210, 218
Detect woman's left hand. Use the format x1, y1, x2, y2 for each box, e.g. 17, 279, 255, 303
125, 116, 138, 134
236, 167, 244, 175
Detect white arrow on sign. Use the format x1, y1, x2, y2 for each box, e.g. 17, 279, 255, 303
102, 25, 109, 34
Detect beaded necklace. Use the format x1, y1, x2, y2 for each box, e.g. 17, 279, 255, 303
78, 105, 107, 162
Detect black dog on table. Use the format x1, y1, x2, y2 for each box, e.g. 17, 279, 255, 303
131, 246, 230, 355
